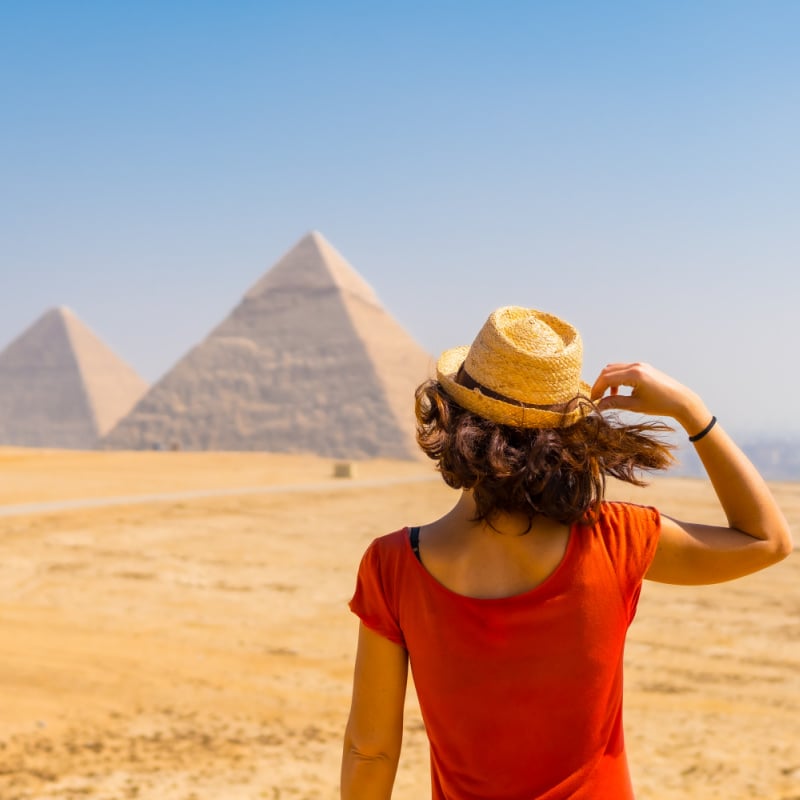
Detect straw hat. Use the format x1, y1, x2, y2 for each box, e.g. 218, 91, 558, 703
436, 306, 592, 428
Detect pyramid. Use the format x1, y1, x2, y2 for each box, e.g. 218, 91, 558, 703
0, 307, 149, 448
103, 232, 433, 458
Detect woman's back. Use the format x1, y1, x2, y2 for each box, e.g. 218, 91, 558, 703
350, 502, 660, 799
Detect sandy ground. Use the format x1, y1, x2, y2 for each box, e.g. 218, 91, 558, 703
0, 447, 798, 800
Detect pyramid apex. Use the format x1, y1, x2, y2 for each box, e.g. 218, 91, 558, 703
34, 306, 78, 327
243, 232, 380, 307
37, 305, 68, 319
54, 305, 76, 319
298, 230, 333, 252
307, 229, 328, 243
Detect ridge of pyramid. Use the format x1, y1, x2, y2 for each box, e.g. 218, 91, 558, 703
59, 311, 149, 437
243, 231, 381, 307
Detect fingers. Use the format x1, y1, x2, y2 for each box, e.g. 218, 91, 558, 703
596, 393, 638, 412
591, 362, 698, 421
590, 362, 645, 401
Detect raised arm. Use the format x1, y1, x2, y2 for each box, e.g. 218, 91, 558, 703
591, 363, 793, 585
341, 622, 409, 799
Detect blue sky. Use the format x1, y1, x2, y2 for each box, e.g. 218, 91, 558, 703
2, 1, 799, 437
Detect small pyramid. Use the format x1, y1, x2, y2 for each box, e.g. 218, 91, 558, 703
0, 307, 149, 448
103, 232, 433, 458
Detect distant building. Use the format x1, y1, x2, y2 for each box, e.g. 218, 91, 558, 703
673, 437, 800, 481
102, 232, 433, 459
0, 307, 148, 449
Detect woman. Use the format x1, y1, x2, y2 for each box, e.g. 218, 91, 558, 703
341, 306, 792, 800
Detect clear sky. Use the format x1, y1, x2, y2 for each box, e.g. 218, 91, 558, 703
2, 1, 799, 438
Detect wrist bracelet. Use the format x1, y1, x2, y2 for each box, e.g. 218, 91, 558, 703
688, 415, 717, 443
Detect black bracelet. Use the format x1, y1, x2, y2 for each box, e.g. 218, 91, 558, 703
688, 415, 717, 443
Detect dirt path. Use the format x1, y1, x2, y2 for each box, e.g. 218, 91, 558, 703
0, 474, 438, 517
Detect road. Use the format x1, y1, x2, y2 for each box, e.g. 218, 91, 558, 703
0, 474, 440, 517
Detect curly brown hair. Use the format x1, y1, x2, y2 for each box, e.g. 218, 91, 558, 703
415, 379, 675, 526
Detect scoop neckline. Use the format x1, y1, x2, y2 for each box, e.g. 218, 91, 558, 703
403, 522, 577, 604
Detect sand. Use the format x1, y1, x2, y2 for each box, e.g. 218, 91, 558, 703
0, 447, 798, 799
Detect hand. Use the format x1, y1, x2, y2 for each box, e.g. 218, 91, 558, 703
590, 362, 709, 432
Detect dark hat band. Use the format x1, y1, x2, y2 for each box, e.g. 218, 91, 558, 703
455, 365, 584, 414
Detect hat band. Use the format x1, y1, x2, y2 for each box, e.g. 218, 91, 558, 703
455, 365, 579, 412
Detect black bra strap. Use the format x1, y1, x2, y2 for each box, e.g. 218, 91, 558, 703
409, 526, 422, 562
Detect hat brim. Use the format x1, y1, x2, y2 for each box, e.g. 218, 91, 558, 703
436, 346, 593, 429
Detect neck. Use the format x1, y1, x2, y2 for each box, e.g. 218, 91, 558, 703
450, 491, 535, 537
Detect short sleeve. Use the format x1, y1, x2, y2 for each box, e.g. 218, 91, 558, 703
597, 502, 661, 620
349, 537, 406, 647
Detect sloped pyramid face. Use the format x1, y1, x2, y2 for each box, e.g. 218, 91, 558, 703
0, 307, 149, 448
103, 232, 433, 458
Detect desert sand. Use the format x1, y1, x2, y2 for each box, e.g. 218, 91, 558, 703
0, 447, 798, 799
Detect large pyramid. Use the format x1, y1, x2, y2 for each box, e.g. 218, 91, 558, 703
0, 307, 149, 448
103, 232, 433, 458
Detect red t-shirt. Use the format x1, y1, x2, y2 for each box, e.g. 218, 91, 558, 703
349, 501, 661, 800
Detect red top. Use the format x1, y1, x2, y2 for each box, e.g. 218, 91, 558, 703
349, 501, 661, 800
